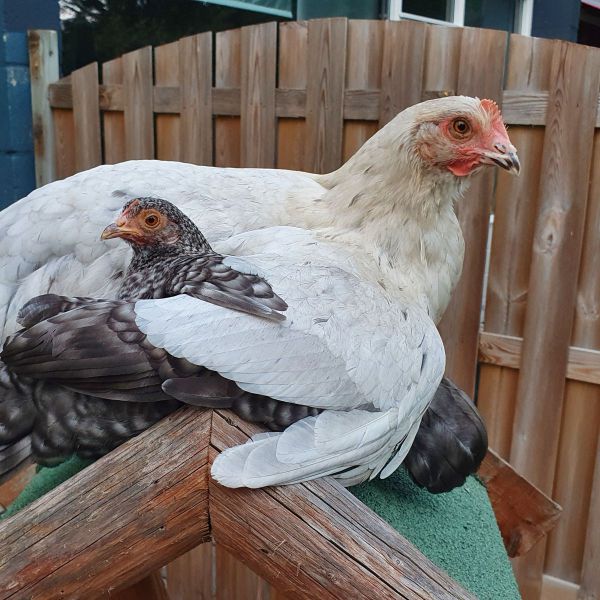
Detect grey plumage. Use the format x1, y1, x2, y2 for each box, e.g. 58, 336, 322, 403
0, 198, 487, 491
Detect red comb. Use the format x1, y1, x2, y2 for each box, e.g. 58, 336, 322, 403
481, 99, 503, 122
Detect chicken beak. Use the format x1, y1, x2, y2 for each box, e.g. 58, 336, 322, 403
101, 222, 137, 240
481, 146, 521, 176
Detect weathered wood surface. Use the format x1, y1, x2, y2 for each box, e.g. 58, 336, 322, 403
102, 57, 126, 165
155, 41, 181, 162
167, 543, 213, 600
123, 47, 154, 159
241, 23, 276, 168
510, 41, 600, 600
108, 573, 170, 600
479, 332, 600, 386
478, 450, 562, 558
28, 29, 59, 187
210, 409, 475, 600
0, 409, 211, 600
305, 18, 347, 173
71, 62, 102, 172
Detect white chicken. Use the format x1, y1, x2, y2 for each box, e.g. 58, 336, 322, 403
0, 96, 518, 488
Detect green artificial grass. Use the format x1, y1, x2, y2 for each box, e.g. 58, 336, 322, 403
352, 468, 521, 600
3, 459, 520, 599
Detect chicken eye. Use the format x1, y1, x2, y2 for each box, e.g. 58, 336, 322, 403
451, 118, 471, 138
144, 214, 160, 228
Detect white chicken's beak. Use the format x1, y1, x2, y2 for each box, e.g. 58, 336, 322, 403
481, 145, 521, 176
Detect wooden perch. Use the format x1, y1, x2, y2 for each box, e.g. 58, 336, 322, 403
479, 450, 561, 557
0, 407, 475, 600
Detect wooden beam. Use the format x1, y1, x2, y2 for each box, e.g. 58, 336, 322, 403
478, 450, 562, 558
28, 29, 59, 187
0, 409, 211, 599
479, 331, 600, 386
210, 409, 475, 600
46, 80, 600, 127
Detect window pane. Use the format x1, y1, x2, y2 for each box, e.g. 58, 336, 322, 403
403, 0, 452, 21
465, 0, 516, 31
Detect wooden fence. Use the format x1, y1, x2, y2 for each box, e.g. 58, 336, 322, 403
28, 18, 600, 600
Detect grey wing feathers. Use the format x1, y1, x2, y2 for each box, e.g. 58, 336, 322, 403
17, 294, 105, 328
403, 377, 488, 493
2, 298, 202, 403
168, 255, 287, 321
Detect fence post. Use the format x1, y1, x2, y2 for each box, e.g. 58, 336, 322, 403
28, 29, 58, 187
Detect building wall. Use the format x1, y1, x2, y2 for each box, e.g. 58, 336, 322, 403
0, 0, 59, 209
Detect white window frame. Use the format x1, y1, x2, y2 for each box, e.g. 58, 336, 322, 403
388, 0, 533, 35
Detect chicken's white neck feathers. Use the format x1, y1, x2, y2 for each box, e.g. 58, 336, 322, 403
290, 113, 468, 322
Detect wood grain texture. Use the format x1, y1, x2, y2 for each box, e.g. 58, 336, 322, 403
215, 29, 241, 167
123, 46, 155, 159
216, 545, 270, 600
179, 33, 213, 165
102, 57, 126, 164
579, 436, 600, 600
51, 108, 76, 180
342, 20, 382, 162
210, 410, 474, 600
71, 62, 102, 172
437, 26, 508, 396
240, 22, 276, 168
379, 20, 426, 127
167, 543, 214, 600
478, 451, 562, 558
277, 21, 308, 170
108, 573, 170, 600
305, 18, 347, 173
154, 41, 181, 162
0, 409, 211, 599
509, 41, 600, 600
28, 30, 59, 185
477, 35, 553, 460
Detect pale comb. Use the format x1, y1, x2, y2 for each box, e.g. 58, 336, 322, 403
480, 99, 503, 122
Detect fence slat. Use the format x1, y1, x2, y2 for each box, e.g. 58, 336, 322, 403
437, 26, 508, 396
215, 29, 241, 167
180, 32, 213, 165
240, 22, 276, 168
28, 30, 59, 186
509, 41, 600, 600
102, 58, 125, 164
167, 542, 214, 600
379, 20, 426, 127
277, 21, 308, 170
305, 18, 347, 173
342, 20, 382, 162
123, 47, 155, 159
154, 41, 181, 162
71, 63, 102, 171
545, 134, 600, 583
478, 34, 553, 458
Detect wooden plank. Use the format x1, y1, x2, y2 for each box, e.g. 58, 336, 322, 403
210, 410, 475, 600
0, 408, 211, 599
478, 450, 561, 558
52, 108, 77, 180
71, 62, 102, 172
215, 546, 270, 600
342, 20, 382, 162
167, 543, 214, 600
579, 435, 600, 600
437, 26, 508, 396
179, 32, 213, 165
422, 24, 462, 100
509, 41, 600, 600
102, 58, 126, 165
240, 22, 276, 168
379, 20, 426, 127
123, 46, 155, 159
277, 21, 308, 170
154, 41, 181, 162
28, 29, 59, 186
215, 29, 241, 168
108, 573, 171, 600
305, 18, 347, 173
542, 576, 579, 600
546, 128, 600, 583
477, 35, 554, 460
479, 331, 600, 386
